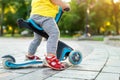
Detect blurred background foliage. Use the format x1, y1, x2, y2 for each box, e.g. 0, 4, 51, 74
0, 0, 120, 37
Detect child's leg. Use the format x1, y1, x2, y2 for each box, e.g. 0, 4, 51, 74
28, 15, 65, 70
42, 18, 65, 70
26, 32, 42, 60
42, 18, 60, 55
29, 15, 58, 55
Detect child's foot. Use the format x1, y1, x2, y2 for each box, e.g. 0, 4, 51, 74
45, 55, 65, 70
25, 55, 40, 60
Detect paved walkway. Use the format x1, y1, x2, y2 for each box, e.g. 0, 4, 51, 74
0, 38, 120, 80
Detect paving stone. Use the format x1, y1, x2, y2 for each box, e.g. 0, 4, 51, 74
45, 77, 84, 80
0, 68, 14, 74
80, 49, 108, 66
0, 62, 3, 69
96, 72, 119, 80
102, 66, 120, 73
53, 69, 98, 80
81, 59, 106, 66
85, 54, 107, 59
106, 59, 120, 67
12, 68, 59, 80
68, 64, 103, 71
9, 68, 41, 74
0, 69, 8, 73
0, 38, 120, 80
0, 72, 23, 80
109, 56, 120, 61
83, 55, 107, 62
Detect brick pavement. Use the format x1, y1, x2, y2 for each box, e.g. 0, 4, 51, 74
0, 38, 120, 80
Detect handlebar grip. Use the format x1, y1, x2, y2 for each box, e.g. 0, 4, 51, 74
64, 8, 70, 11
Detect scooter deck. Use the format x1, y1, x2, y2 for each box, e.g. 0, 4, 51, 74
6, 60, 43, 68
2, 55, 44, 69
2, 55, 71, 69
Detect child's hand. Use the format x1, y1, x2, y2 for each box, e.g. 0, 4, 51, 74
51, 0, 71, 12
62, 3, 70, 12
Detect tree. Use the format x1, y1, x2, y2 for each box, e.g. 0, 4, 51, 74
0, 0, 11, 36
1, 0, 31, 36
111, 0, 120, 35
1, 0, 120, 36
59, 0, 86, 35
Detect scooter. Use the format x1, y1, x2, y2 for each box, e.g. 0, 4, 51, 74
2, 8, 82, 69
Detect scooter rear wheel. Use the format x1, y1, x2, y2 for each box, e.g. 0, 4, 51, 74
68, 50, 82, 65
2, 55, 16, 69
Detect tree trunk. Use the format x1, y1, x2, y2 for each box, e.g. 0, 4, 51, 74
112, 0, 119, 35
11, 27, 15, 37
0, 3, 5, 36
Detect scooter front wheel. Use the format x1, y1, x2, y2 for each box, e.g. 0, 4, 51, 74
68, 50, 82, 65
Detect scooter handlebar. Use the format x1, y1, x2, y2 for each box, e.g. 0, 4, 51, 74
55, 7, 70, 23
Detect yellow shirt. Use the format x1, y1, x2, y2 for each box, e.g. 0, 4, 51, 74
30, 0, 59, 18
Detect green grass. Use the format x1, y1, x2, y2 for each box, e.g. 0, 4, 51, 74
3, 34, 21, 37
109, 38, 120, 41
60, 34, 73, 38
2, 34, 105, 41
92, 37, 104, 41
